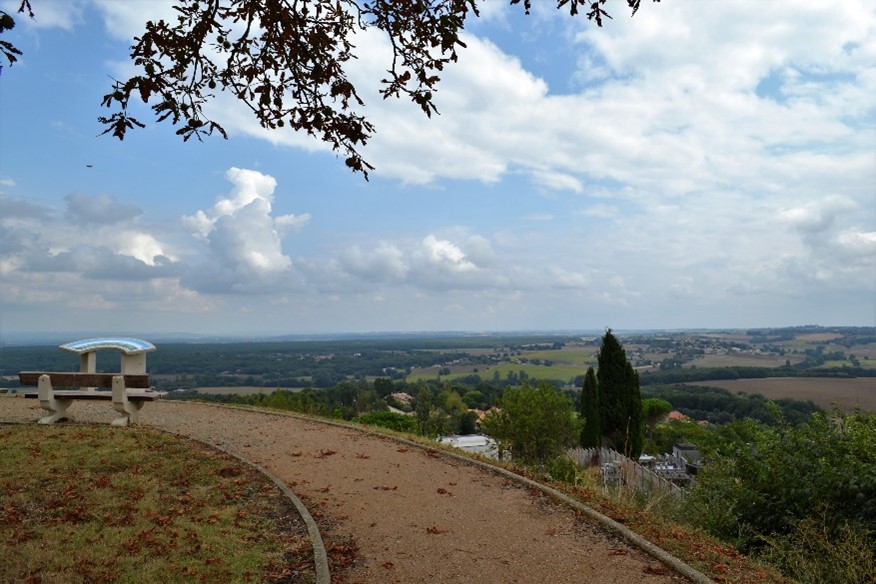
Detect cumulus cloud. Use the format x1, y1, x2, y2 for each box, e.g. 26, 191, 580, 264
418, 235, 478, 273
331, 233, 509, 292
339, 243, 408, 282
181, 167, 309, 292
3, 2, 872, 332
85, 0, 875, 203
0, 187, 186, 332
65, 192, 143, 225
92, 0, 177, 40
0, 194, 54, 223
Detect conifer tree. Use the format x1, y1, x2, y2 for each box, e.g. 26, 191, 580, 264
579, 366, 601, 448
596, 329, 644, 458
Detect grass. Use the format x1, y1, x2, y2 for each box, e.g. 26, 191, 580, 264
0, 424, 313, 583
539, 461, 789, 584
520, 348, 597, 366
690, 354, 802, 368
408, 362, 584, 383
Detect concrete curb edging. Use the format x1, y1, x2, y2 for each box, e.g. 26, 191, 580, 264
165, 431, 331, 584
188, 401, 714, 584
439, 449, 716, 584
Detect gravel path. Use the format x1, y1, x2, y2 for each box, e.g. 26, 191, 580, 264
2, 397, 691, 583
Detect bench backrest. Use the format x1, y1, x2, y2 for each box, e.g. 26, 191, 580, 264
18, 372, 152, 389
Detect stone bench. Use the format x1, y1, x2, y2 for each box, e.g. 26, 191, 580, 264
19, 372, 166, 426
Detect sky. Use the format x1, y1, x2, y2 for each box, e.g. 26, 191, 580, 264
0, 0, 874, 340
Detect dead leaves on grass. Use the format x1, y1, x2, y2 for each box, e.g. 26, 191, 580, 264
3, 426, 313, 584
643, 564, 673, 575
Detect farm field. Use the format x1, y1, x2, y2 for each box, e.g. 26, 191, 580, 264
489, 362, 582, 382
190, 386, 302, 395
523, 348, 596, 366
690, 377, 876, 413
407, 362, 583, 384
691, 354, 805, 368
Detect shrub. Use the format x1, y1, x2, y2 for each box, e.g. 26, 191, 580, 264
482, 381, 581, 467
548, 456, 579, 485
683, 410, 876, 553
757, 516, 876, 584
356, 411, 418, 433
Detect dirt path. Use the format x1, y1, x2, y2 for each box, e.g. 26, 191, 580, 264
2, 398, 690, 583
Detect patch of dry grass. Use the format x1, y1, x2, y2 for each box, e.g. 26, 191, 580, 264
0, 424, 314, 583
545, 465, 789, 584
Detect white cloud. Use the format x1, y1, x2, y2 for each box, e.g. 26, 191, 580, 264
92, 0, 177, 40
112, 231, 173, 266
781, 195, 859, 235
329, 232, 509, 293
2, 0, 85, 30
550, 268, 591, 289
2, 1, 873, 333
180, 167, 309, 292
339, 243, 408, 282
420, 235, 477, 273
65, 192, 143, 225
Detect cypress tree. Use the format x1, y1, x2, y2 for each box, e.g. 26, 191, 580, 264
579, 366, 601, 447
596, 329, 644, 458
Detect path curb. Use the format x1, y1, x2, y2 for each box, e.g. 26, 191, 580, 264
186, 401, 715, 584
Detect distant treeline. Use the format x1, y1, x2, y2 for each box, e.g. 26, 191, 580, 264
638, 365, 876, 386
170, 374, 821, 429
0, 336, 577, 385
642, 384, 821, 425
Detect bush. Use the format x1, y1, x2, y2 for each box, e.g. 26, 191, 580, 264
547, 456, 579, 485
683, 410, 876, 553
482, 381, 581, 467
356, 411, 418, 434
757, 516, 876, 584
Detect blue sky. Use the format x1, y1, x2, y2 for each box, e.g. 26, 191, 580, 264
1, 0, 874, 339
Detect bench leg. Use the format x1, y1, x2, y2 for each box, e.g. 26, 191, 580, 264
37, 374, 73, 424
111, 376, 144, 426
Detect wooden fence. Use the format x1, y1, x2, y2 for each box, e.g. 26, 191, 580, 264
568, 447, 687, 499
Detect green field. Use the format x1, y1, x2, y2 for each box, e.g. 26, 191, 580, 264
691, 354, 804, 368
407, 362, 584, 384
521, 348, 596, 366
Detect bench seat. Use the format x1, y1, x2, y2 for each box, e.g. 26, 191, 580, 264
18, 371, 151, 388
18, 372, 165, 426
23, 390, 163, 401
